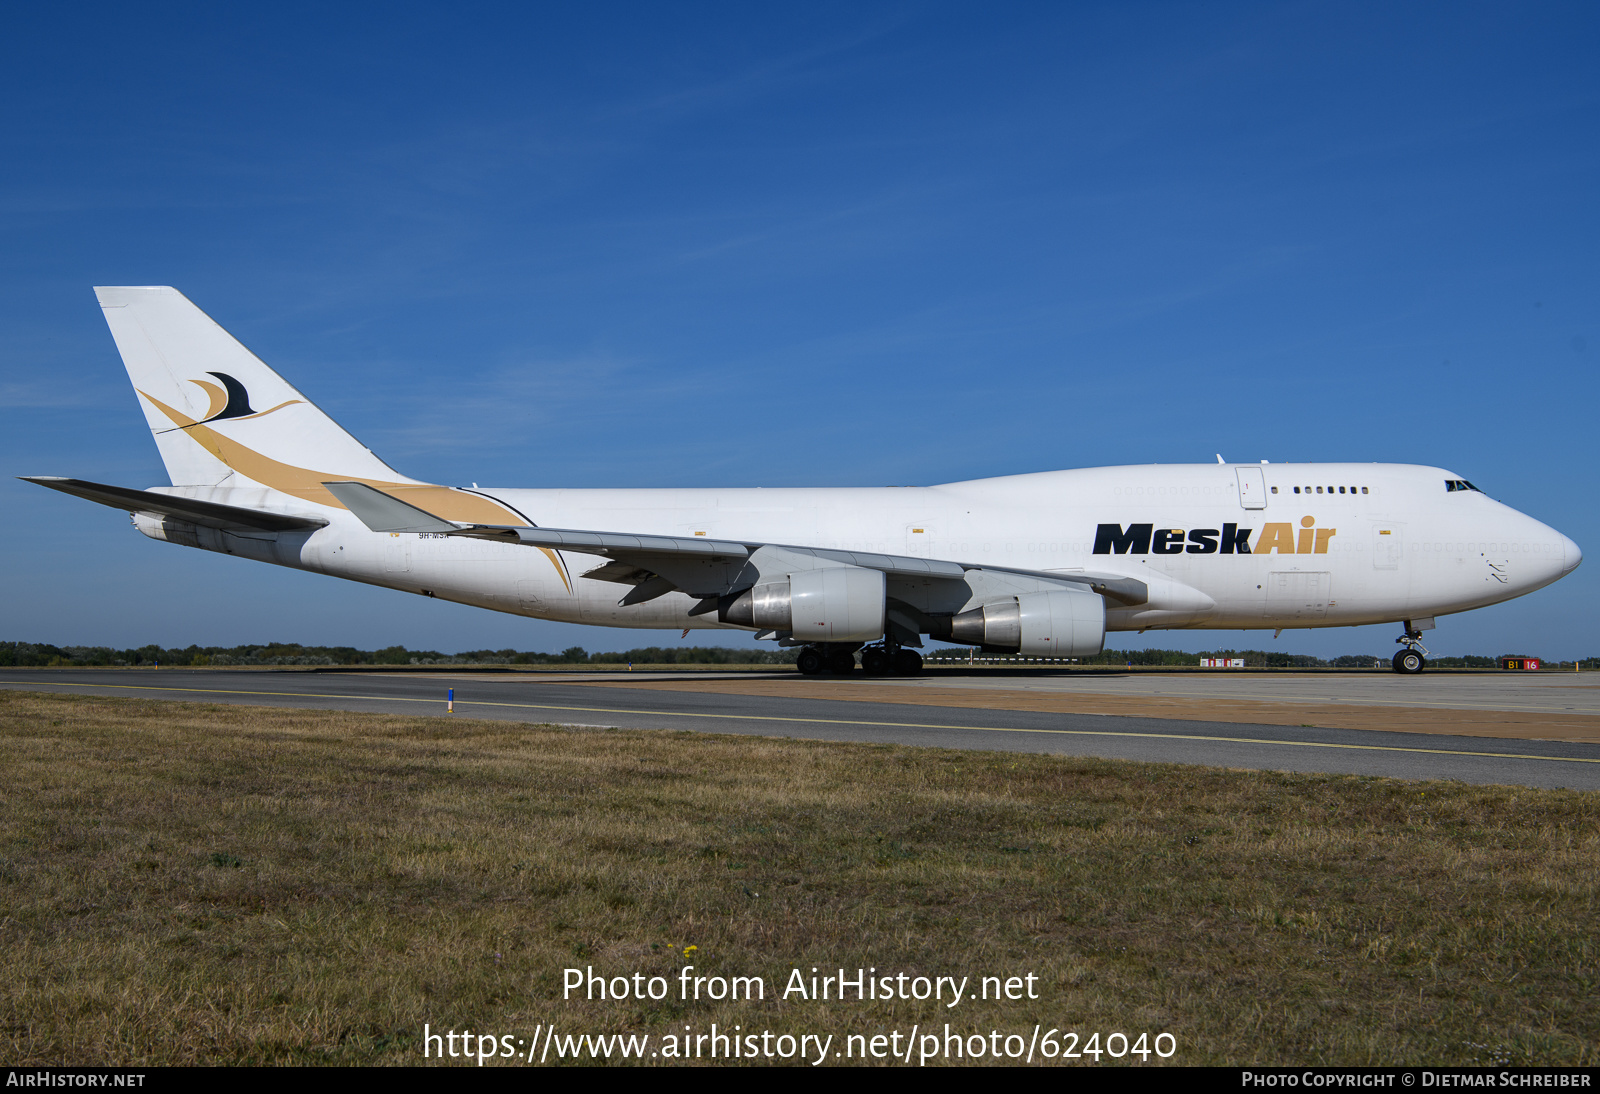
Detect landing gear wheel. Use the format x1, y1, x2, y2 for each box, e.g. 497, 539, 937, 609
893, 650, 923, 676
796, 648, 825, 676
860, 648, 890, 676
826, 650, 857, 675
1392, 649, 1425, 675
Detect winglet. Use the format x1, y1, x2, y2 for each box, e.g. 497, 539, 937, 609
322, 482, 461, 533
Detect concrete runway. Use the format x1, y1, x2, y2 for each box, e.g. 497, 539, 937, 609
892, 667, 1600, 714
4, 667, 1599, 790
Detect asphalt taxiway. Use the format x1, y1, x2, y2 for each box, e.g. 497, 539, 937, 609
3, 667, 1598, 790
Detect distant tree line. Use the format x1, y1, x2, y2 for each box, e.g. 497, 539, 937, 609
2, 640, 1591, 670
922, 646, 1598, 670
0, 641, 798, 668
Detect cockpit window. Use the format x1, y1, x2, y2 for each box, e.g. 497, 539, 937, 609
1444, 480, 1482, 493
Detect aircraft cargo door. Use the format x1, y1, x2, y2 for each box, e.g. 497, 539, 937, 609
1236, 466, 1267, 509
906, 524, 934, 558
1264, 571, 1331, 622
1373, 524, 1403, 570
384, 534, 411, 573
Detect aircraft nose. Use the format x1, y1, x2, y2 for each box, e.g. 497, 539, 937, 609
1560, 532, 1583, 577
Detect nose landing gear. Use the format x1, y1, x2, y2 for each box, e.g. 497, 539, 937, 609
1392, 624, 1429, 674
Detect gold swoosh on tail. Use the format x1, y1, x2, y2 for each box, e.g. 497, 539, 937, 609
156, 395, 306, 434
223, 398, 304, 422
138, 389, 572, 592
193, 379, 229, 421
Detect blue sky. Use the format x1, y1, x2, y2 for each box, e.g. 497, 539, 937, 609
2, 3, 1596, 658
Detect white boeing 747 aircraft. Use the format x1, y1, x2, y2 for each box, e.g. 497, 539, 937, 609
26, 287, 1582, 676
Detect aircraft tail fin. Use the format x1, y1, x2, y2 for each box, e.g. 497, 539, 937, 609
94, 286, 410, 488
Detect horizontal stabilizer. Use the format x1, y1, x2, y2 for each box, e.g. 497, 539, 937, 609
22, 476, 328, 533
321, 481, 461, 534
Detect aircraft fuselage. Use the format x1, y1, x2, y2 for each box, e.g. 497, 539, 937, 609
154, 461, 1576, 636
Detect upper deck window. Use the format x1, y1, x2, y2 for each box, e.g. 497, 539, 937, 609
1297, 483, 1369, 495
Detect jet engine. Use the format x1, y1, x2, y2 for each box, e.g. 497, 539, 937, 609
944, 588, 1106, 657
718, 566, 885, 643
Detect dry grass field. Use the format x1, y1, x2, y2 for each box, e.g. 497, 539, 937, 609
0, 688, 1595, 1067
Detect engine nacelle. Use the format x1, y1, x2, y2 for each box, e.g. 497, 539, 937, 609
948, 588, 1105, 657
719, 566, 885, 643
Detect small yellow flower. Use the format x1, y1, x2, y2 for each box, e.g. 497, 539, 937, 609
683, 945, 698, 955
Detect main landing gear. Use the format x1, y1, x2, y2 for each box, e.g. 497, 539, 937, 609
1392, 624, 1429, 675
795, 646, 855, 676
860, 644, 923, 677
795, 643, 923, 677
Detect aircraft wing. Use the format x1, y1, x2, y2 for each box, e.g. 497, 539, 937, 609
322, 480, 1147, 605
23, 476, 329, 533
